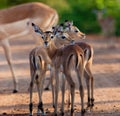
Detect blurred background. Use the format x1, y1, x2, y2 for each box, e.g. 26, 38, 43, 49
0, 0, 120, 37
0, 1, 120, 115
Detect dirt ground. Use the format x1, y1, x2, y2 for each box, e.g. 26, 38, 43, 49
0, 34, 120, 116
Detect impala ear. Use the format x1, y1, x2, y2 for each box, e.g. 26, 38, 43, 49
64, 20, 73, 26
31, 22, 43, 34
65, 20, 68, 22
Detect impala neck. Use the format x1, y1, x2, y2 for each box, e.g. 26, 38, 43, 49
46, 39, 58, 59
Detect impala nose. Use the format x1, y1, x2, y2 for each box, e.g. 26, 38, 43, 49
44, 41, 48, 46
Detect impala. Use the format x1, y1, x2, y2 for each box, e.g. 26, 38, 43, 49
93, 9, 115, 38
41, 31, 85, 116
0, 2, 58, 93
64, 20, 94, 109
29, 45, 53, 116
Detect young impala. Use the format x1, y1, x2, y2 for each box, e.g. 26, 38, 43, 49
29, 46, 53, 116
64, 20, 94, 109
29, 23, 76, 116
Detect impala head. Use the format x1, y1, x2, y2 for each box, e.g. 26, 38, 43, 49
42, 31, 55, 47
55, 31, 75, 46
64, 20, 86, 40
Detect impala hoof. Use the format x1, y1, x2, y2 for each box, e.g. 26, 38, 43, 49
13, 89, 18, 93
61, 112, 64, 116
44, 87, 50, 91
81, 109, 86, 116
29, 114, 33, 116
37, 111, 46, 116
53, 105, 55, 109
41, 112, 46, 116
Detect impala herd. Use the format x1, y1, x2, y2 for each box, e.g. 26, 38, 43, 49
28, 20, 94, 116
0, 2, 95, 116
1, 18, 94, 115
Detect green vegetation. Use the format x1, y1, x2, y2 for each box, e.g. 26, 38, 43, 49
0, 0, 120, 36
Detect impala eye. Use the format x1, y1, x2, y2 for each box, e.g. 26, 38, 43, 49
44, 41, 48, 46
41, 36, 44, 39
61, 36, 66, 39
52, 26, 55, 29
75, 30, 78, 33
50, 35, 54, 39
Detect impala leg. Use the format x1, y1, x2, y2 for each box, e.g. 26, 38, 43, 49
1, 39, 18, 93
70, 84, 75, 116
65, 73, 75, 116
61, 73, 65, 115
66, 81, 71, 109
76, 67, 85, 116
84, 71, 91, 109
36, 72, 45, 115
36, 80, 44, 115
54, 70, 59, 116
29, 74, 35, 116
29, 84, 33, 116
91, 76, 94, 108
85, 62, 94, 109
51, 68, 56, 108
